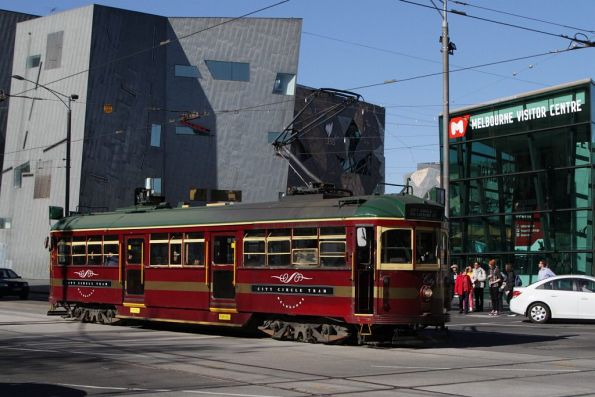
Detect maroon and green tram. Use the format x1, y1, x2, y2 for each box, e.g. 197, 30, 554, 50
49, 193, 448, 343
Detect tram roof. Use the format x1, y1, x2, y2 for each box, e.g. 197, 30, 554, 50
51, 193, 443, 232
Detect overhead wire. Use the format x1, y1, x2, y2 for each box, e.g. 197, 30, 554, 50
451, 0, 595, 34
347, 46, 586, 90
9, 0, 291, 98
397, 0, 595, 46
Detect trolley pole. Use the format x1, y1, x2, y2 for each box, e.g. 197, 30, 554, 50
440, 1, 452, 271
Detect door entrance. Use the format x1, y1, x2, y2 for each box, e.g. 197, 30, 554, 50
210, 233, 237, 309
355, 226, 374, 314
124, 236, 145, 302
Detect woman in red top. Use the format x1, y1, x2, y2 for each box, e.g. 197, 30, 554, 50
454, 270, 473, 314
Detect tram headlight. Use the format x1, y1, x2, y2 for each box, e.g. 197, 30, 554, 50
420, 285, 433, 300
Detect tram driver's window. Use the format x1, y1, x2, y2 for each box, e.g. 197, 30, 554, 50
415, 229, 438, 264
380, 229, 412, 264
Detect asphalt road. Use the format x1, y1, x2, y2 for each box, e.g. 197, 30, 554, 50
1, 297, 595, 397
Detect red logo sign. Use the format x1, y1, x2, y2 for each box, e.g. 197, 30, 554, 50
449, 115, 470, 139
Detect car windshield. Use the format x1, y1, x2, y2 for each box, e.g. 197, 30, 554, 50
0, 269, 19, 279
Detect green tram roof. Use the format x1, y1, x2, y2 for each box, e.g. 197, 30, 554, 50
51, 193, 443, 232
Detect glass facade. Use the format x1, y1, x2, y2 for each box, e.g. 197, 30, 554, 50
440, 81, 594, 280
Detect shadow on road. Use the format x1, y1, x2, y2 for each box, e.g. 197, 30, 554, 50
0, 383, 86, 397
384, 327, 570, 349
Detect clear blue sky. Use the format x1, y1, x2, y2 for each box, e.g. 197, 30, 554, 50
2, 0, 594, 192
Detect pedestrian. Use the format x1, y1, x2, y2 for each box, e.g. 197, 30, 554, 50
471, 261, 486, 312
537, 259, 556, 280
487, 259, 503, 316
448, 264, 458, 309
502, 263, 517, 316
465, 265, 474, 312
454, 268, 473, 314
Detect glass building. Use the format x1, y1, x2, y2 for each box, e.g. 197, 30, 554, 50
440, 79, 594, 282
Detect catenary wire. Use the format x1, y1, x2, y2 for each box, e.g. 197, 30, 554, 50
451, 0, 595, 34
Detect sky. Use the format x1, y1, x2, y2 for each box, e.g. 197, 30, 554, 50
1, 0, 594, 192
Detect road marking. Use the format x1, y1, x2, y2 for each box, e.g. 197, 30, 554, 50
372, 365, 580, 372
59, 383, 284, 397
4, 347, 59, 353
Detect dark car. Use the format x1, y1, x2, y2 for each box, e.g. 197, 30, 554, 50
0, 268, 29, 299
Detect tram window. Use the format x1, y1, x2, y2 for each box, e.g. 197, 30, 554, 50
320, 227, 345, 237
320, 241, 346, 267
245, 229, 266, 238
293, 239, 317, 249
72, 240, 86, 265
380, 229, 412, 264
213, 236, 235, 264
292, 248, 318, 267
267, 240, 291, 267
170, 233, 183, 266
127, 239, 143, 264
269, 228, 290, 237
150, 233, 168, 266
185, 232, 204, 240
293, 227, 317, 237
57, 238, 71, 265
150, 242, 168, 266
185, 240, 204, 266
244, 240, 265, 267
103, 237, 119, 266
87, 239, 103, 265
416, 229, 438, 264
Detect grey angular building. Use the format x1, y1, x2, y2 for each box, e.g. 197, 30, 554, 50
0, 10, 38, 193
0, 5, 385, 278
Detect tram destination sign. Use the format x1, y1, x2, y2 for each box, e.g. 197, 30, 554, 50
405, 204, 443, 221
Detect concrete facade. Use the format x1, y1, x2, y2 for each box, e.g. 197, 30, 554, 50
0, 10, 38, 194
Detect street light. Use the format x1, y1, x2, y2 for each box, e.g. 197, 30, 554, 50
12, 75, 78, 216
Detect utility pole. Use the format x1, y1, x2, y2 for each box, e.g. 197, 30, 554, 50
441, 0, 450, 222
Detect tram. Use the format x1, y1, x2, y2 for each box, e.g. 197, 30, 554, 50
48, 190, 448, 344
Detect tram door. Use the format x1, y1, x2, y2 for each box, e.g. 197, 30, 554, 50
209, 233, 237, 310
355, 226, 374, 314
123, 236, 146, 302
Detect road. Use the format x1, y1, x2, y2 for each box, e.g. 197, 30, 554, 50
1, 297, 595, 397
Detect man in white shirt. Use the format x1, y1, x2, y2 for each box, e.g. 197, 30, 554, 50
471, 261, 487, 312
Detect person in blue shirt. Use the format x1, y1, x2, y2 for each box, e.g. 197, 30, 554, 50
537, 259, 556, 280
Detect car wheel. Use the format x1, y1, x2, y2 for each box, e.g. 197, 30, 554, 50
528, 302, 550, 324
19, 292, 29, 300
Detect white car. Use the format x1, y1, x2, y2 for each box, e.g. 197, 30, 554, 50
510, 275, 595, 323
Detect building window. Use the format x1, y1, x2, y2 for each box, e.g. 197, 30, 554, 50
45, 31, 64, 70
0, 218, 12, 229
176, 126, 198, 135
175, 65, 200, 78
145, 177, 162, 195
150, 124, 161, 147
268, 131, 282, 144
205, 60, 249, 81
33, 160, 52, 199
272, 73, 296, 95
14, 162, 30, 188
26, 55, 41, 68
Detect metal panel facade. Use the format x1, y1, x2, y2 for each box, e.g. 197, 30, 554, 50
0, 6, 93, 277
